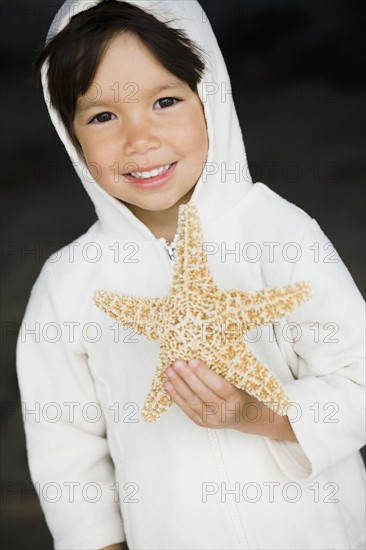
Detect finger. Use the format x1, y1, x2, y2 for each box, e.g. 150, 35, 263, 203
163, 380, 200, 422
165, 366, 202, 410
188, 360, 236, 400
171, 360, 219, 404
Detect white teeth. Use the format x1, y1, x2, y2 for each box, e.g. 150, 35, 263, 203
130, 163, 171, 178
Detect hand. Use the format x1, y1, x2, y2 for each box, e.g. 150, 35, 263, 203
163, 359, 248, 429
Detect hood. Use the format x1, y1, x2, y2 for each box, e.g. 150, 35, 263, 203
41, 0, 253, 240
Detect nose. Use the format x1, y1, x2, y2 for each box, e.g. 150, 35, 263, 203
123, 115, 161, 156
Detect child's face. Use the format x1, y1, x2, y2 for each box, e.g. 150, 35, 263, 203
73, 32, 208, 216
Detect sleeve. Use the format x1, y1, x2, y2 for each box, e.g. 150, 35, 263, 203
16, 262, 126, 549
264, 218, 366, 481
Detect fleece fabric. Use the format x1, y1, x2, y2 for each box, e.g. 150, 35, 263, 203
16, 1, 365, 548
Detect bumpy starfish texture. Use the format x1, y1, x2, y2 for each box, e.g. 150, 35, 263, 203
94, 202, 312, 422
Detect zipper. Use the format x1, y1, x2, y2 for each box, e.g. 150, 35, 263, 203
208, 429, 250, 549
158, 236, 250, 548
158, 237, 176, 261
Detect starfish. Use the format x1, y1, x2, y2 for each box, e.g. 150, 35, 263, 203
94, 202, 312, 422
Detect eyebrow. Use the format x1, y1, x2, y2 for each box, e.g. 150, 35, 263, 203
75, 81, 187, 115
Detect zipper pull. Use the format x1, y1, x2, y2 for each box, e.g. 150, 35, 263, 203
158, 237, 176, 261
165, 242, 176, 261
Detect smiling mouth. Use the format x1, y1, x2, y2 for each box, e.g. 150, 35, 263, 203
129, 164, 171, 179
125, 163, 174, 179
122, 162, 177, 189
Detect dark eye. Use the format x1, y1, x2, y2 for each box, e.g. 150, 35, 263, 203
89, 112, 116, 124
155, 97, 179, 109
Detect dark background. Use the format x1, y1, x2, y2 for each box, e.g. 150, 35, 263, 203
1, 0, 365, 547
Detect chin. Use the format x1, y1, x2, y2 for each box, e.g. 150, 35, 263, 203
118, 186, 195, 212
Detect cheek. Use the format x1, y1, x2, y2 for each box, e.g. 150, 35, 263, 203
79, 139, 118, 181
193, 120, 209, 166
76, 140, 112, 185
177, 111, 208, 160
74, 124, 113, 163
82, 141, 112, 163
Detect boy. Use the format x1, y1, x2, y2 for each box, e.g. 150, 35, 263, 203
17, 1, 365, 549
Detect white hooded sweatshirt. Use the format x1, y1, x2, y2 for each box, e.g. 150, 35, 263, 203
16, 1, 365, 549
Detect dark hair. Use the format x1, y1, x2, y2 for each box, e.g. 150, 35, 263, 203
32, 0, 206, 158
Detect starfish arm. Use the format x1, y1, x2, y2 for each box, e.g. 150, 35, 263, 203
224, 349, 292, 415
141, 344, 173, 422
93, 290, 162, 342
172, 202, 217, 294
222, 281, 312, 329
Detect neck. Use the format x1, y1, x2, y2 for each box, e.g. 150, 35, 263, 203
122, 186, 195, 242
